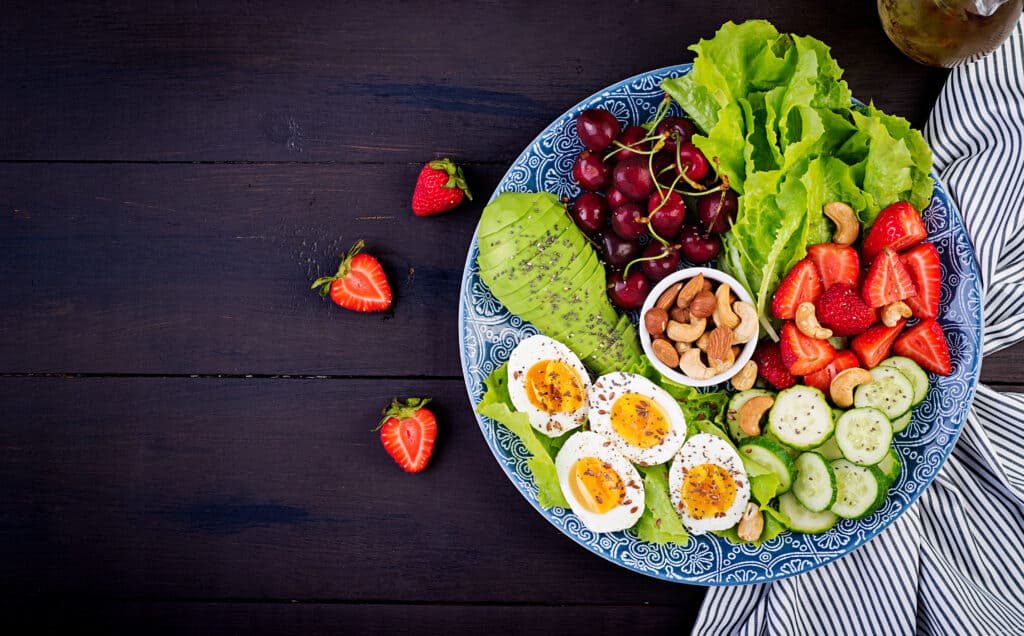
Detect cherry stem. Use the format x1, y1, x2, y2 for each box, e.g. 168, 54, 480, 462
623, 251, 668, 279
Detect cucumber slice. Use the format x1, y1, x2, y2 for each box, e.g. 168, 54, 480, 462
830, 459, 888, 519
876, 446, 902, 485
891, 410, 912, 434
726, 389, 776, 443
767, 386, 834, 450
793, 452, 837, 512
739, 436, 797, 495
835, 407, 894, 466
879, 356, 929, 406
853, 366, 914, 420
812, 434, 844, 461
779, 491, 838, 534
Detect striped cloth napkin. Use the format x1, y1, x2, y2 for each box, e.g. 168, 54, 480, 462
693, 17, 1024, 636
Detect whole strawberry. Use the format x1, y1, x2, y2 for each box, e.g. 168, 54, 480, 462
816, 283, 877, 337
376, 397, 438, 473
412, 158, 472, 216
311, 240, 392, 312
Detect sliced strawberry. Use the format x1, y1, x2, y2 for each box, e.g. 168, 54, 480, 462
752, 340, 797, 390
862, 201, 928, 262
311, 240, 393, 312
894, 319, 951, 376
900, 242, 941, 319
377, 397, 438, 473
850, 319, 907, 369
807, 243, 860, 290
779, 321, 836, 375
803, 349, 860, 395
862, 248, 917, 308
771, 259, 823, 320
816, 283, 878, 337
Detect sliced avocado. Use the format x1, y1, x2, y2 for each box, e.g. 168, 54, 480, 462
476, 197, 570, 272
480, 220, 589, 306
584, 316, 644, 375
516, 250, 610, 328
478, 212, 575, 283
478, 191, 564, 241
505, 244, 598, 321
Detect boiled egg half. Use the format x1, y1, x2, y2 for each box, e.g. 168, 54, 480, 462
587, 372, 687, 466
669, 433, 750, 534
507, 334, 590, 437
555, 431, 645, 533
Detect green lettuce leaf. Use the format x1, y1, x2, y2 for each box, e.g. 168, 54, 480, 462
633, 464, 689, 545
476, 363, 569, 509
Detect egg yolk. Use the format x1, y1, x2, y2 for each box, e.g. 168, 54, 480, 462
525, 359, 585, 414
681, 463, 738, 520
609, 393, 669, 449
570, 456, 625, 515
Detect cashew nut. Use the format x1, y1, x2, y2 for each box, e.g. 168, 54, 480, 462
881, 300, 913, 327
795, 302, 833, 340
674, 340, 691, 355
666, 317, 707, 343
695, 332, 709, 351
731, 301, 759, 344
713, 283, 740, 329
824, 201, 860, 246
738, 395, 774, 436
829, 367, 873, 408
679, 348, 716, 380
731, 360, 758, 391
737, 502, 764, 542
710, 345, 736, 375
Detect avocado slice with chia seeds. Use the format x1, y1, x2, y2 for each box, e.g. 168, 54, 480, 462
480, 220, 590, 307
476, 196, 570, 272
478, 215, 576, 286
477, 191, 564, 242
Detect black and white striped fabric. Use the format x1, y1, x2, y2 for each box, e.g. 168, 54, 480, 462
693, 17, 1024, 636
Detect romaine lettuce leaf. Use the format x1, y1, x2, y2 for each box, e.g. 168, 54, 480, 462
476, 363, 569, 508
633, 464, 689, 545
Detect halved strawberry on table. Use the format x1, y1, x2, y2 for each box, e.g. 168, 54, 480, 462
803, 349, 860, 395
862, 248, 917, 309
861, 201, 928, 262
780, 321, 836, 375
851, 319, 907, 369
311, 240, 393, 312
816, 283, 878, 337
771, 259, 823, 320
894, 319, 952, 376
807, 243, 859, 290
900, 242, 941, 319
377, 397, 438, 473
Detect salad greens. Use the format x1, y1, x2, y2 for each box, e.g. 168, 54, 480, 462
477, 361, 787, 546
663, 20, 933, 339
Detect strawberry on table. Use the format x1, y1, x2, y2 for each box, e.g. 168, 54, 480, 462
807, 243, 860, 290
862, 248, 917, 308
816, 283, 878, 337
752, 340, 797, 390
900, 242, 941, 319
894, 319, 952, 376
862, 201, 927, 262
377, 397, 438, 473
850, 319, 907, 369
771, 259, 823, 320
412, 158, 473, 216
779, 321, 836, 375
311, 240, 392, 312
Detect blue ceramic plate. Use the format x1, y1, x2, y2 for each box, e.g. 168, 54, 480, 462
458, 64, 982, 585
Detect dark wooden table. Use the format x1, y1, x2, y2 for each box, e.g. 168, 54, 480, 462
3, 2, 1021, 633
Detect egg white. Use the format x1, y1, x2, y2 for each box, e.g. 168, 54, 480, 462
669, 433, 750, 534
507, 334, 590, 437
555, 431, 645, 533
587, 372, 687, 466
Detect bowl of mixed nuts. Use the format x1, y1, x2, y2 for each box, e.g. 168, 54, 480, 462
638, 267, 759, 389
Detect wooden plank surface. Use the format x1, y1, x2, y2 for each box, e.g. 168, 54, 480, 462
1, 1, 946, 162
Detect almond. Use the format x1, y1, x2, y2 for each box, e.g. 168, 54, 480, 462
655, 282, 683, 311
706, 325, 733, 364
676, 274, 704, 308
689, 290, 717, 319
651, 337, 680, 368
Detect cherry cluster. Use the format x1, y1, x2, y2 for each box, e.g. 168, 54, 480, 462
569, 99, 738, 310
